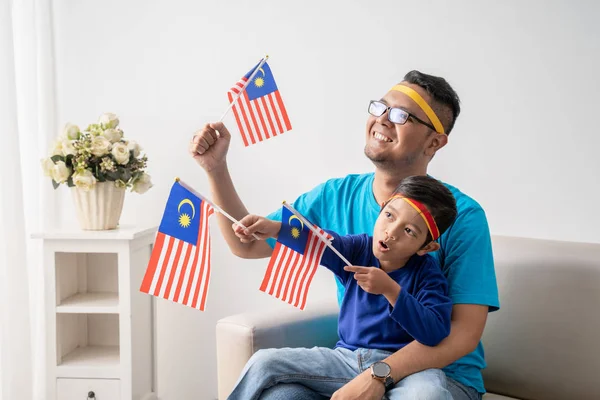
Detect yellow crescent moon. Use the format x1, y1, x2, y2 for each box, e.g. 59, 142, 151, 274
178, 199, 195, 219
258, 67, 265, 76
288, 215, 304, 230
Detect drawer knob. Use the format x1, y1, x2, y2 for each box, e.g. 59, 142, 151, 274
87, 391, 96, 399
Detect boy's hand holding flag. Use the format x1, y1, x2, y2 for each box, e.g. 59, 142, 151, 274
235, 203, 351, 310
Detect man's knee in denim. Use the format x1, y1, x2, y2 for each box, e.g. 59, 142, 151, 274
245, 349, 283, 377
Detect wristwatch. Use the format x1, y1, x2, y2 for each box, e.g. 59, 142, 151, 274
370, 361, 394, 391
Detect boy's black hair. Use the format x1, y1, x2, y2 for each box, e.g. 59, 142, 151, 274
403, 70, 461, 135
383, 175, 458, 243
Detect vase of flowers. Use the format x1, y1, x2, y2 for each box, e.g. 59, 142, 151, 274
41, 113, 152, 230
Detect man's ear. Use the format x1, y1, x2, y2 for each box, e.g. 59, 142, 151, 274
417, 241, 440, 256
424, 133, 448, 157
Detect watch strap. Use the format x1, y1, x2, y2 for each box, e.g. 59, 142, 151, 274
383, 375, 394, 391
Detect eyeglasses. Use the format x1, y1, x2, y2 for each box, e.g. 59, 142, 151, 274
368, 100, 437, 132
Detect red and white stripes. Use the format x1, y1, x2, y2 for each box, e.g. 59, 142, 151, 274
228, 78, 292, 147
259, 229, 330, 310
140, 201, 214, 311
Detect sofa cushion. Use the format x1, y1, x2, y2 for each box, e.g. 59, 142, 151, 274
483, 393, 519, 400
482, 236, 600, 400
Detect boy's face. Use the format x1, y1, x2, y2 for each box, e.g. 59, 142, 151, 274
372, 198, 431, 263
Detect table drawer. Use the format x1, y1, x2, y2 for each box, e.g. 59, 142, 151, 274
57, 378, 120, 400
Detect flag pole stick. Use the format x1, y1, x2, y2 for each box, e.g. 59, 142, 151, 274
218, 54, 269, 123
177, 178, 261, 241
282, 202, 353, 267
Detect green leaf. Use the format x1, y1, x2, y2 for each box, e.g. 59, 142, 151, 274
52, 179, 60, 189
50, 155, 64, 163
119, 168, 132, 182
67, 177, 75, 187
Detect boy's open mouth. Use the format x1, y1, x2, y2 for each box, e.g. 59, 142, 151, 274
378, 240, 390, 252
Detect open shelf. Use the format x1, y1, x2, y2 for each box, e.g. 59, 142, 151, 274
57, 345, 120, 379
55, 252, 119, 313
57, 313, 120, 379
57, 292, 119, 314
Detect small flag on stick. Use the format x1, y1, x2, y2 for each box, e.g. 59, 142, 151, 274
260, 205, 332, 310
140, 180, 214, 311
227, 57, 292, 146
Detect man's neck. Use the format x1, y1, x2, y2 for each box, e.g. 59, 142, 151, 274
372, 166, 427, 206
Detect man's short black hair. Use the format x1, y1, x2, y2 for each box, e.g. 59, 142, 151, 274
384, 175, 457, 243
403, 70, 461, 135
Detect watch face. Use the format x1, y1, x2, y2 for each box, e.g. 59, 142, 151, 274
372, 362, 391, 378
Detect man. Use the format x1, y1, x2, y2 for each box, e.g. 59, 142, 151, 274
189, 70, 499, 400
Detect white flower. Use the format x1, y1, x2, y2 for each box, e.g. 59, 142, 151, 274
51, 161, 71, 184
98, 113, 119, 129
90, 136, 112, 157
111, 142, 130, 165
102, 128, 123, 143
62, 123, 80, 140
126, 140, 142, 158
99, 157, 116, 172
72, 170, 96, 191
50, 140, 63, 156
61, 140, 77, 156
40, 158, 55, 177
88, 124, 104, 137
132, 173, 153, 194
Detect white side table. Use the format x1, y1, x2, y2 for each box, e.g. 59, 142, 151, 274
33, 226, 158, 400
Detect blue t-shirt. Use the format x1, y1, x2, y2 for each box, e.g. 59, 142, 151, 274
267, 173, 500, 393
321, 231, 452, 351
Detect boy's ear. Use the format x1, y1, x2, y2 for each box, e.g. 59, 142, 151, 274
417, 241, 440, 256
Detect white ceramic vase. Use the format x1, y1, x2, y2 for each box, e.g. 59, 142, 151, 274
71, 181, 126, 230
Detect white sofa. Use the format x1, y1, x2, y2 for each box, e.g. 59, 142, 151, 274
216, 235, 600, 399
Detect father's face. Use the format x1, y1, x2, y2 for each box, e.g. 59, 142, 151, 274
364, 83, 438, 170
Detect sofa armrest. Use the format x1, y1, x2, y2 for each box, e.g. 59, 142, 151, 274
216, 304, 339, 399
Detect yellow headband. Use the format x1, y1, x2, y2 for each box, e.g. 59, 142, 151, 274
390, 84, 445, 134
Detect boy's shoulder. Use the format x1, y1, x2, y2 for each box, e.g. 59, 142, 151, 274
407, 253, 444, 278
332, 232, 372, 250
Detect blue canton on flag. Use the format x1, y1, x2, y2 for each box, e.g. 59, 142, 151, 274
158, 182, 201, 245
277, 206, 310, 254
244, 62, 279, 101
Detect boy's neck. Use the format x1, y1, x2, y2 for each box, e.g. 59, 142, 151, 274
372, 167, 427, 206
379, 256, 412, 273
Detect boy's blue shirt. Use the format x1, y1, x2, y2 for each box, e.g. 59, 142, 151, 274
321, 231, 452, 351
267, 172, 500, 394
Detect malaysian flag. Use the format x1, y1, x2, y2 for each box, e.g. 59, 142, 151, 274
228, 60, 292, 146
140, 181, 214, 311
259, 206, 331, 310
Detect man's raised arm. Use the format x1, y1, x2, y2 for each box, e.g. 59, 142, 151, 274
190, 122, 272, 259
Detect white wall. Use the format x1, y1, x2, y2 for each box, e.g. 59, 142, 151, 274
50, 0, 600, 398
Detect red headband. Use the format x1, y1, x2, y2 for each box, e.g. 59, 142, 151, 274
387, 194, 440, 241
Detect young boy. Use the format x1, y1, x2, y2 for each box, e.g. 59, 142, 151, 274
228, 175, 458, 400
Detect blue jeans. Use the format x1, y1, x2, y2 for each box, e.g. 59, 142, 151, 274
228, 347, 460, 400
